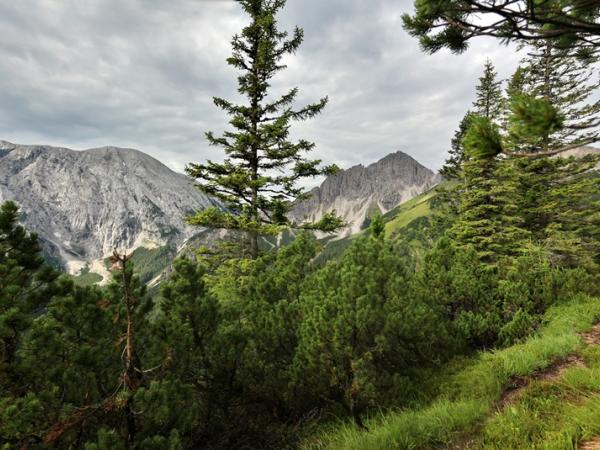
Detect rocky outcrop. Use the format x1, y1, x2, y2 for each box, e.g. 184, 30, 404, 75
0, 140, 215, 273
292, 150, 440, 235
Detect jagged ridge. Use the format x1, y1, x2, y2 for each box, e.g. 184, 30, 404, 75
292, 150, 440, 235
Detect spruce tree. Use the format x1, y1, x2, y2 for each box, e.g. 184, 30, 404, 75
473, 59, 503, 122
502, 66, 527, 130
440, 111, 475, 179
450, 117, 529, 264
186, 0, 342, 258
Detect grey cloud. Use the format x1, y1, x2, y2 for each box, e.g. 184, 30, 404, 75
0, 0, 523, 185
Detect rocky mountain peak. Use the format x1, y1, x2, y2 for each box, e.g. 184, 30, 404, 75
292, 150, 440, 235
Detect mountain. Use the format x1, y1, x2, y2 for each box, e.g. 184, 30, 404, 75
292, 150, 440, 235
0, 141, 440, 282
0, 140, 216, 279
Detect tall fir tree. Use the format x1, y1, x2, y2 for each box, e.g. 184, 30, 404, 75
440, 110, 475, 179
473, 59, 504, 122
186, 0, 342, 258
450, 117, 529, 264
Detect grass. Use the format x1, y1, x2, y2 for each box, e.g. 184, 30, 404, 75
73, 266, 103, 286
315, 185, 444, 265
469, 343, 600, 449
129, 245, 176, 284
383, 190, 435, 235
303, 294, 600, 450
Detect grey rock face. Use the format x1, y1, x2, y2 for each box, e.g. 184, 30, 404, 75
0, 140, 215, 272
292, 151, 440, 235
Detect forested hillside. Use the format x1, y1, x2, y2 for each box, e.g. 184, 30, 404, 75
1, 0, 600, 449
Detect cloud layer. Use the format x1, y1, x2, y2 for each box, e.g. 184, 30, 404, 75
0, 0, 524, 181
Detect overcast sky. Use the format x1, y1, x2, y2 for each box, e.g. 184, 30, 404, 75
0, 0, 525, 182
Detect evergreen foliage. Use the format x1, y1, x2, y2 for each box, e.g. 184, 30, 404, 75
402, 1, 600, 54
450, 116, 529, 263
1, 196, 598, 448
501, 50, 600, 267
186, 0, 341, 257
440, 111, 475, 179
2, 2, 600, 446
0, 201, 69, 397
515, 39, 600, 151
473, 60, 504, 122
295, 218, 455, 428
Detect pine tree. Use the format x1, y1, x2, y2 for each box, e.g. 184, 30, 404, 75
0, 201, 68, 393
450, 117, 530, 264
295, 218, 453, 428
402, 1, 600, 53
440, 111, 475, 179
154, 256, 223, 447
473, 59, 504, 122
186, 0, 342, 258
2, 247, 179, 448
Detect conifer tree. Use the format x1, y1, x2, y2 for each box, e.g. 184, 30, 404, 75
450, 117, 530, 263
186, 0, 342, 258
440, 111, 475, 179
0, 201, 68, 393
473, 59, 504, 122
503, 44, 600, 266
295, 217, 453, 428
2, 248, 177, 448
402, 1, 600, 53
502, 66, 527, 130
516, 40, 600, 151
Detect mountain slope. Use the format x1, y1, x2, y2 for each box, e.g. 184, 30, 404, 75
0, 140, 215, 275
292, 151, 440, 235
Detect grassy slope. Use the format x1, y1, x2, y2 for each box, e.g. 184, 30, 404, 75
383, 189, 435, 235
128, 245, 176, 284
73, 266, 103, 286
303, 294, 600, 450
316, 184, 444, 264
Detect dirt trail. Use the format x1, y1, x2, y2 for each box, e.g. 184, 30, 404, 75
496, 322, 600, 409
581, 322, 600, 345
496, 354, 586, 409
444, 322, 600, 450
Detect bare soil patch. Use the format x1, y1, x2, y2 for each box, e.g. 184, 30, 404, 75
579, 438, 600, 449
581, 322, 600, 345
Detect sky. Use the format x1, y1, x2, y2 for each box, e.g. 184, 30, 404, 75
0, 0, 525, 183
